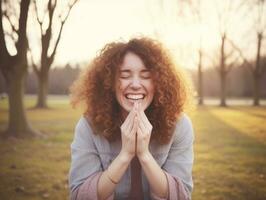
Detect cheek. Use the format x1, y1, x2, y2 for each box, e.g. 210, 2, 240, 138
116, 80, 127, 97
147, 81, 155, 96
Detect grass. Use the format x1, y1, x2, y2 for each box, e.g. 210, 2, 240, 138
192, 106, 266, 200
0, 96, 265, 200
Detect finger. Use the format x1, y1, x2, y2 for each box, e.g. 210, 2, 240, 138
123, 102, 137, 130
136, 107, 148, 130
125, 103, 138, 130
130, 115, 138, 135
136, 100, 141, 110
137, 126, 143, 140
133, 117, 138, 155
124, 103, 136, 125
123, 111, 135, 132
139, 110, 151, 128
124, 103, 138, 135
137, 111, 147, 133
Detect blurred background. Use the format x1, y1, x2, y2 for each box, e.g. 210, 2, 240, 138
0, 0, 265, 199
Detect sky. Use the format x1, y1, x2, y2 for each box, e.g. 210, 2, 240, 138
5, 0, 266, 70
52, 0, 221, 69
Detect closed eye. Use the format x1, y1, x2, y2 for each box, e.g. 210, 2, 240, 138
141, 71, 152, 79
119, 69, 152, 79
120, 71, 131, 79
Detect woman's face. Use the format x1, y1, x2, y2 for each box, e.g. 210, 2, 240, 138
115, 52, 155, 115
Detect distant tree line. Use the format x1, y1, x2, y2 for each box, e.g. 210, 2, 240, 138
26, 64, 80, 95
190, 59, 266, 98
1, 61, 265, 98
0, 64, 80, 95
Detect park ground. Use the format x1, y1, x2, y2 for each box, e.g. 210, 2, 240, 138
0, 96, 265, 200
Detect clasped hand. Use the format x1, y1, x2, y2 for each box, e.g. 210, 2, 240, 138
120, 101, 152, 159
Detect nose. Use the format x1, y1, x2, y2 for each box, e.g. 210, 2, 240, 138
130, 77, 142, 89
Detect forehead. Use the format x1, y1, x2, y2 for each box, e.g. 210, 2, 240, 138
119, 52, 147, 71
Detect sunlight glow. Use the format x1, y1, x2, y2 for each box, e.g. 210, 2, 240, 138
7, 0, 266, 70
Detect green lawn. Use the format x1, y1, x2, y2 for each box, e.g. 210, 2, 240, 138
0, 96, 265, 200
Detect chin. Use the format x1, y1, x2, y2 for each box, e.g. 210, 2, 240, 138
122, 100, 149, 112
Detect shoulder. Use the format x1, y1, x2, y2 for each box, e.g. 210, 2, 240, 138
75, 116, 91, 131
176, 113, 193, 130
73, 116, 95, 144
172, 113, 194, 145
73, 116, 111, 149
75, 116, 92, 133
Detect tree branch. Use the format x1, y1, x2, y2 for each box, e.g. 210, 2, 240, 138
2, 9, 18, 33
4, 30, 16, 42
0, 0, 11, 67
49, 0, 78, 65
47, 0, 57, 31
60, 0, 78, 23
27, 46, 40, 76
33, 0, 44, 34
16, 0, 31, 55
225, 56, 239, 75
48, 23, 63, 66
227, 37, 254, 73
224, 47, 234, 60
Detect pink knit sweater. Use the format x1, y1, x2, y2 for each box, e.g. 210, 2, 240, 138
71, 170, 190, 200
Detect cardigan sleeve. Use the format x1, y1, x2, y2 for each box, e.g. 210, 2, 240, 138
151, 114, 194, 200
69, 117, 114, 200
70, 172, 114, 200
150, 171, 190, 200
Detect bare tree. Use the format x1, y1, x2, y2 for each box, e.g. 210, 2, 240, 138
180, 0, 238, 106
0, 0, 38, 137
228, 0, 266, 106
29, 0, 78, 108
183, 0, 205, 105
213, 0, 244, 106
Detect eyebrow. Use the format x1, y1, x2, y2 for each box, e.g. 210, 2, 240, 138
119, 69, 151, 72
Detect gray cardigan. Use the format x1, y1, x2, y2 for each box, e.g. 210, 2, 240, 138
69, 113, 194, 200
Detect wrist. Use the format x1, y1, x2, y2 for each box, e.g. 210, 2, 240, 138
118, 151, 134, 164
106, 168, 119, 184
138, 151, 152, 163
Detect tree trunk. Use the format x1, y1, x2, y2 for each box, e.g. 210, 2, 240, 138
36, 72, 48, 108
0, 0, 39, 138
4, 71, 37, 137
220, 73, 227, 107
253, 33, 262, 106
220, 34, 227, 107
198, 49, 203, 105
253, 75, 260, 106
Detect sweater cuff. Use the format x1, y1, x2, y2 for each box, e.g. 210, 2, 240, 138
150, 171, 190, 200
150, 192, 168, 200
150, 170, 168, 200
73, 172, 115, 200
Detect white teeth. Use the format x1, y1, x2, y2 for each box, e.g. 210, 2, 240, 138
126, 94, 145, 100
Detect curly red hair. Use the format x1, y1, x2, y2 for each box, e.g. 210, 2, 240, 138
70, 37, 193, 144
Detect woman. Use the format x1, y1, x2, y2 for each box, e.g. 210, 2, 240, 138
69, 37, 194, 200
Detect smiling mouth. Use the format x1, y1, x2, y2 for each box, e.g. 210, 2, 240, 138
125, 94, 145, 101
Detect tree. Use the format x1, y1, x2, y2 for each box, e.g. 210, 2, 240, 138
0, 0, 38, 137
147, 0, 206, 105
183, 0, 205, 105
213, 0, 243, 106
228, 0, 266, 106
29, 0, 78, 108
